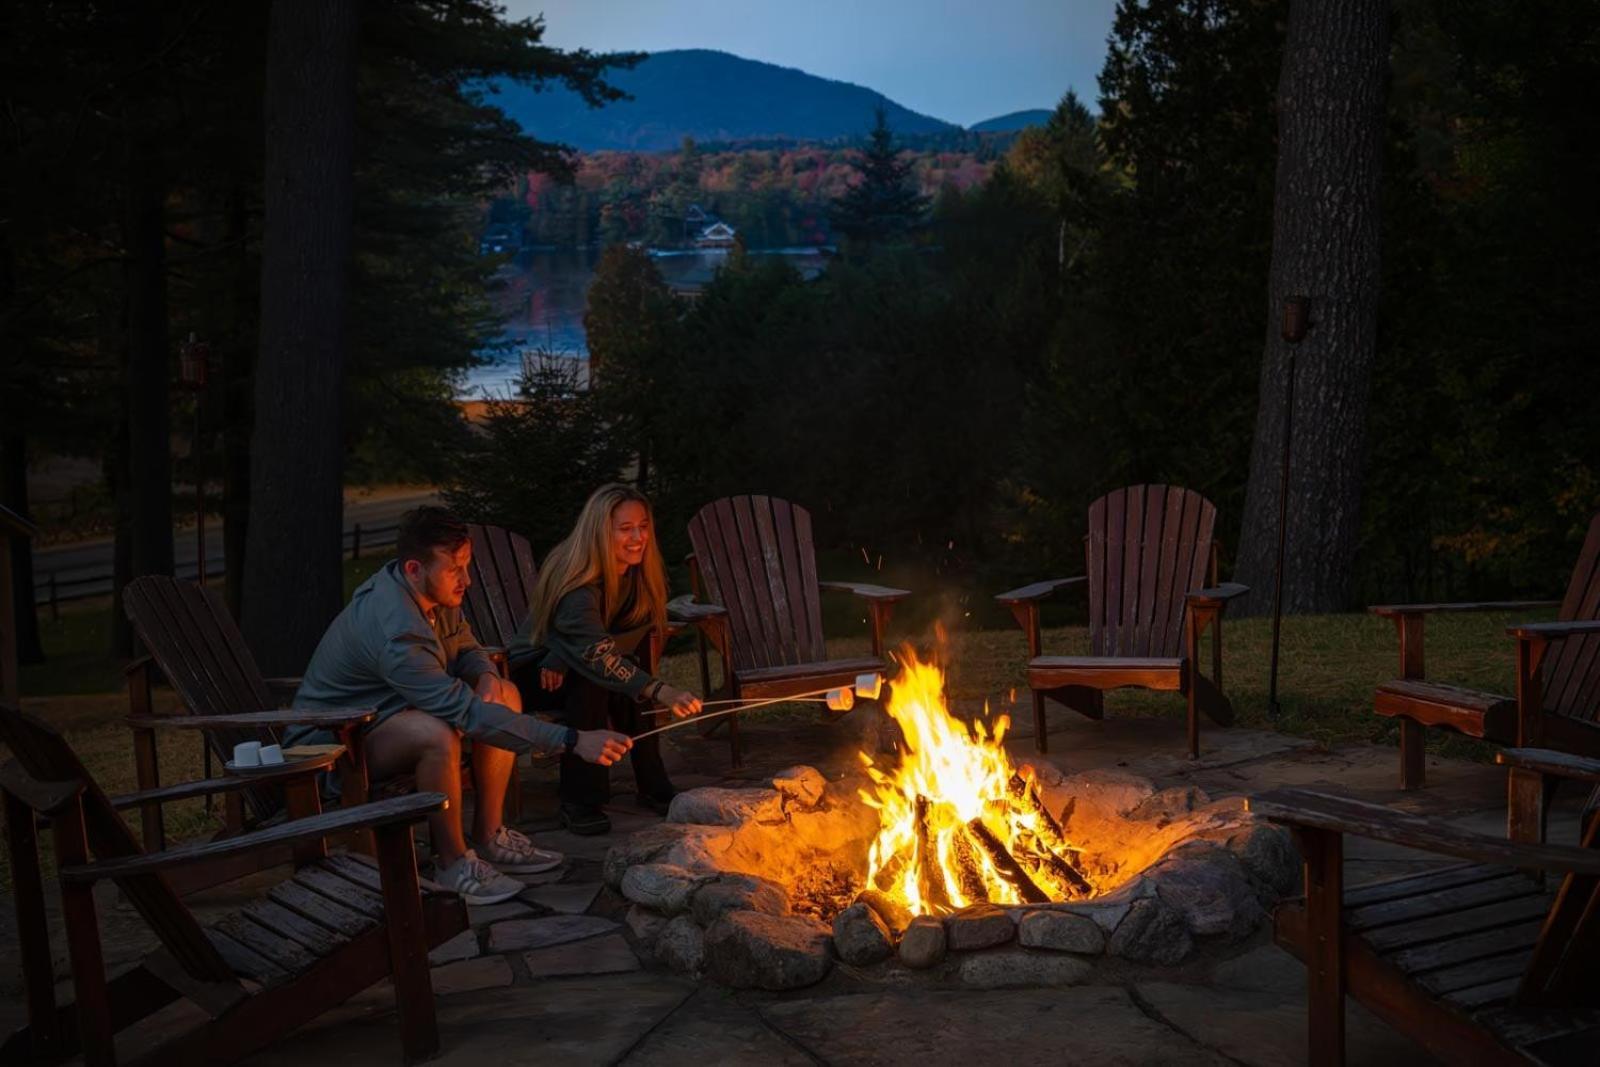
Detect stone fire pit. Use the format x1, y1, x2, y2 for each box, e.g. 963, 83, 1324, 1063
604, 763, 1300, 990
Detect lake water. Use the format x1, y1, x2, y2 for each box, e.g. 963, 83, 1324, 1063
462, 246, 831, 397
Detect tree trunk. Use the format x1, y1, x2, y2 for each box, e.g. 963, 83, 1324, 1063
2, 434, 43, 666
223, 185, 256, 619
123, 102, 174, 588
1233, 0, 1391, 615
241, 0, 358, 675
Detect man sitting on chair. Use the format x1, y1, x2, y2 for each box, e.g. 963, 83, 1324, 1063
286, 506, 632, 905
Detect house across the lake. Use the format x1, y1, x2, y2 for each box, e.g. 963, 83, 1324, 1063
694, 221, 738, 248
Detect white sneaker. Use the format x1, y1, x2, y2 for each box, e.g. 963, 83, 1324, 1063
436, 849, 524, 905
476, 825, 564, 875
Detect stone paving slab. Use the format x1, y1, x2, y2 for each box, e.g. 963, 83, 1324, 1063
758, 986, 1233, 1065
618, 986, 814, 1065
523, 933, 642, 978
487, 914, 619, 952
1135, 981, 1438, 1067
243, 974, 693, 1066
521, 881, 602, 915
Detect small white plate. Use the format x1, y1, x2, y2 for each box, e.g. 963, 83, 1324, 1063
224, 744, 342, 777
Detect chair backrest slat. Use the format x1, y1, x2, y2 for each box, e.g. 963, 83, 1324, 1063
1083, 485, 1217, 659
463, 524, 539, 650
1544, 515, 1600, 724
688, 496, 827, 672
0, 704, 235, 983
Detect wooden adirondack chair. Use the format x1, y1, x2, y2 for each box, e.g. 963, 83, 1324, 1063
685, 495, 910, 767
123, 576, 523, 883
1254, 749, 1600, 1066
461, 522, 540, 678
0, 701, 465, 1066
1371, 513, 1600, 842
997, 484, 1247, 759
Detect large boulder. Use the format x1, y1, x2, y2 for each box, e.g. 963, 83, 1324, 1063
1107, 898, 1193, 965
691, 873, 791, 925
832, 903, 894, 966
604, 823, 734, 888
656, 915, 707, 975
668, 787, 785, 826
619, 863, 709, 916
1226, 822, 1301, 899
945, 904, 1016, 951
1147, 843, 1264, 940
897, 915, 947, 969
623, 904, 668, 950
704, 910, 833, 990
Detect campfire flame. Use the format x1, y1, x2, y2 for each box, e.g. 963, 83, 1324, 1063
859, 649, 1094, 916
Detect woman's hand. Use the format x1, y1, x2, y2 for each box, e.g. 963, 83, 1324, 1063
540, 666, 566, 691
657, 684, 703, 719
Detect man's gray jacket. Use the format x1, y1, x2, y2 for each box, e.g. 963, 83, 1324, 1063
286, 560, 568, 754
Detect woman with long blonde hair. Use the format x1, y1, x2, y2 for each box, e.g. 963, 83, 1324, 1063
510, 484, 702, 834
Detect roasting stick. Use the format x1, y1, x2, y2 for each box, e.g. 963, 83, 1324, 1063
634, 673, 885, 741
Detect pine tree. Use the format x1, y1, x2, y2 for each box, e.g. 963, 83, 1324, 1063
830, 107, 929, 248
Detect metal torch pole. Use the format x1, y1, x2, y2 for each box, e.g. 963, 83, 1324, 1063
1267, 296, 1309, 720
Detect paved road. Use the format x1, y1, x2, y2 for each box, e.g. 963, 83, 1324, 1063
31, 488, 439, 603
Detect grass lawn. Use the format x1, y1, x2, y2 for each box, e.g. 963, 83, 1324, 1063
5, 560, 1554, 890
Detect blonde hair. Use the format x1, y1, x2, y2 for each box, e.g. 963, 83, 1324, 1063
529, 483, 669, 644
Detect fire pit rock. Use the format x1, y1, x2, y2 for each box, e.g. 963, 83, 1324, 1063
705, 910, 833, 990
607, 764, 1298, 987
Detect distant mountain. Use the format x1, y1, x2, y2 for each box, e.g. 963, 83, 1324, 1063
968, 109, 1053, 133
486, 49, 958, 152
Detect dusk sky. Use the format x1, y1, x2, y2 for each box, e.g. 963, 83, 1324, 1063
505, 1, 1119, 128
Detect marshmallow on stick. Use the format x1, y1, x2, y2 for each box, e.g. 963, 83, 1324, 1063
826, 688, 855, 712
854, 672, 884, 700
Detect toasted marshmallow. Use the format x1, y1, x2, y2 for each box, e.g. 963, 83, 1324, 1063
826, 688, 855, 712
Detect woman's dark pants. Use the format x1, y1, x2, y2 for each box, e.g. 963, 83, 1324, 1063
516, 666, 672, 806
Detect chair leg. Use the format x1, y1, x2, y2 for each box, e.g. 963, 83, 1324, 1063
4, 791, 60, 1058
374, 822, 439, 1064
1032, 690, 1048, 754
1507, 766, 1553, 845
1186, 681, 1200, 760
53, 803, 115, 1067
1399, 719, 1425, 790
729, 708, 742, 769
1294, 826, 1346, 1067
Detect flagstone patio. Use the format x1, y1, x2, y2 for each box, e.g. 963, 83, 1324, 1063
3, 706, 1585, 1065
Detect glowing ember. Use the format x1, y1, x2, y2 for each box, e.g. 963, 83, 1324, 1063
859, 649, 1095, 916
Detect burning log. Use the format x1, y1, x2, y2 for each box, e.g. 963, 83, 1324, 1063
965, 818, 1050, 905
948, 823, 990, 904
872, 851, 908, 894
1008, 772, 1093, 892
914, 795, 952, 912
1008, 773, 1078, 854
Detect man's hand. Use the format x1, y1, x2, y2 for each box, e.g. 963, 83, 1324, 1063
657, 684, 703, 719
574, 729, 633, 766
539, 666, 566, 691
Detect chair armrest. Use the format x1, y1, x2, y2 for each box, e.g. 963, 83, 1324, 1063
106, 747, 346, 812
819, 581, 912, 602
667, 595, 728, 622
994, 577, 1086, 605
1507, 620, 1600, 640
1187, 582, 1249, 606
126, 708, 378, 731
1369, 600, 1558, 618
0, 760, 83, 814
1496, 748, 1600, 785
59, 792, 448, 884
1249, 787, 1600, 877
